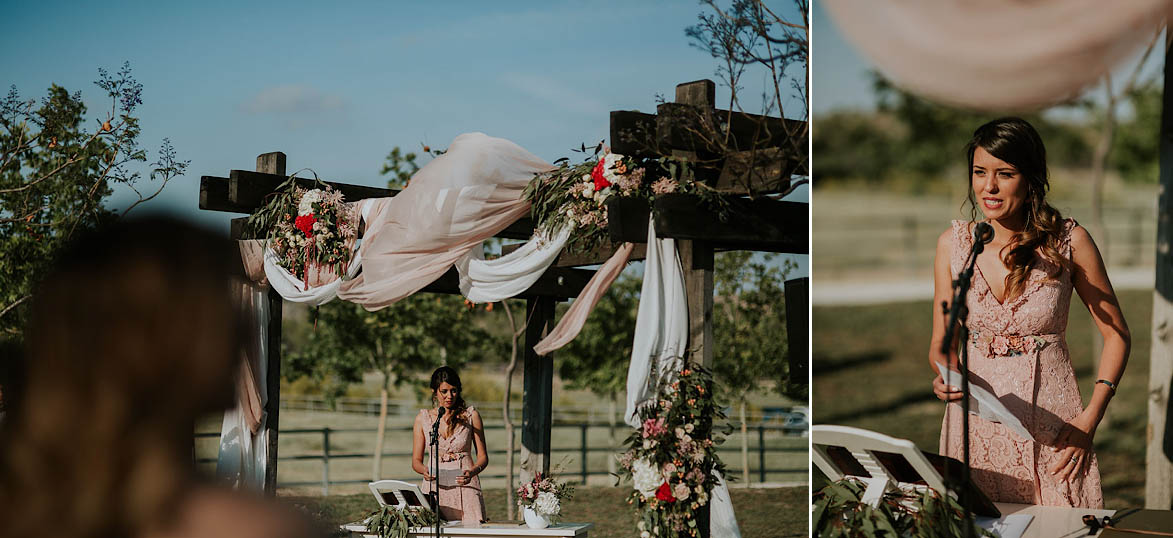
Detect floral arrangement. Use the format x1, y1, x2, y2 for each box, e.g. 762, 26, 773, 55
970, 332, 1048, 357
523, 144, 704, 253
516, 471, 575, 521
246, 171, 359, 289
617, 363, 728, 538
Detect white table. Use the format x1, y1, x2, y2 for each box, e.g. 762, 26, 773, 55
341, 522, 592, 538
992, 502, 1115, 538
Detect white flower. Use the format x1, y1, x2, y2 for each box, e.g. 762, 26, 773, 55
640, 532, 650, 538
534, 491, 560, 516
685, 423, 694, 433
638, 521, 646, 531
298, 189, 323, 216
602, 153, 624, 183
631, 458, 662, 498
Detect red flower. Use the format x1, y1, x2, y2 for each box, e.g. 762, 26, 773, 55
656, 482, 676, 502
591, 158, 611, 190
295, 214, 317, 238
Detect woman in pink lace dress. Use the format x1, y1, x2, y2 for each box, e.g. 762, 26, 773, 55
928, 118, 1130, 508
412, 366, 489, 524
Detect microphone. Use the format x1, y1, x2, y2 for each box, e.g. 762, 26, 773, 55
432, 406, 445, 430
974, 222, 994, 246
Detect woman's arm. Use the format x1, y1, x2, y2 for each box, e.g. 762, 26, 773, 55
411, 411, 432, 480
1070, 225, 1131, 428
470, 409, 489, 475
929, 228, 963, 401
1050, 225, 1130, 482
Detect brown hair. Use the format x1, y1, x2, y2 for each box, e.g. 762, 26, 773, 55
430, 366, 468, 438
965, 117, 1071, 300
0, 217, 242, 538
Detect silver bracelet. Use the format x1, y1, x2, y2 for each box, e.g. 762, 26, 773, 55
1096, 379, 1117, 394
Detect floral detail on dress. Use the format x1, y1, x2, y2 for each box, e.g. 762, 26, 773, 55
971, 332, 1049, 357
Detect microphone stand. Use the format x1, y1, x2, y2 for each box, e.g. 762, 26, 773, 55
940, 222, 992, 538
431, 407, 445, 538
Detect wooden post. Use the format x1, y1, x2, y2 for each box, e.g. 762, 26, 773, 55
674, 80, 715, 537
785, 278, 809, 388
1147, 34, 1173, 509
258, 151, 285, 496
521, 296, 555, 484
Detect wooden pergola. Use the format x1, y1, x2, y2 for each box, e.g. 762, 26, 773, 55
199, 79, 808, 533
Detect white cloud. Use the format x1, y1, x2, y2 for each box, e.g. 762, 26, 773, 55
499, 72, 608, 115
240, 84, 347, 115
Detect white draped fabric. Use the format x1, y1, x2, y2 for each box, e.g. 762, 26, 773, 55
455, 225, 571, 303
621, 220, 741, 538
217, 281, 270, 490
823, 0, 1170, 110
624, 219, 688, 428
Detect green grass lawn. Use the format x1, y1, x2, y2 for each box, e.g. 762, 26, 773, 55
284, 486, 807, 538
812, 289, 1153, 507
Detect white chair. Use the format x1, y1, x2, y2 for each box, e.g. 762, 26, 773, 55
368, 480, 430, 510
812, 424, 1001, 519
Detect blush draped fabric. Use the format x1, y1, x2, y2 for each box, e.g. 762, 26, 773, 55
336, 132, 549, 308
940, 219, 1102, 507
217, 279, 270, 490
823, 0, 1170, 110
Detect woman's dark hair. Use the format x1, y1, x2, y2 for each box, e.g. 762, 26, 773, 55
965, 117, 1070, 300
430, 366, 468, 437
0, 216, 242, 538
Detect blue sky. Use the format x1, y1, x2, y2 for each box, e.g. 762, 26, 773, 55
2, 0, 807, 276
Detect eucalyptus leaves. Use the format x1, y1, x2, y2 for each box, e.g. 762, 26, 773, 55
813, 479, 995, 538
363, 504, 439, 538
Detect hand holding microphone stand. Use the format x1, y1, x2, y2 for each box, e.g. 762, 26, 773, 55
431, 406, 445, 537
940, 221, 993, 538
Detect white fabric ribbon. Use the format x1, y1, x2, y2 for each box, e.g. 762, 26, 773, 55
455, 225, 571, 303
625, 219, 688, 427
262, 199, 372, 306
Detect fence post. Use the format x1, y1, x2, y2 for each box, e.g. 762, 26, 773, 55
322, 427, 331, 496
758, 425, 766, 484
581, 424, 589, 484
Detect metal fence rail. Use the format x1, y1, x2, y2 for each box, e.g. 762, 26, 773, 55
196, 422, 803, 494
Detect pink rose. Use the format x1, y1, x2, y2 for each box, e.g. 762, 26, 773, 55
992, 335, 1010, 356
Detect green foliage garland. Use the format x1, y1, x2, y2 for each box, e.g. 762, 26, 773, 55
364, 505, 439, 538
813, 478, 995, 538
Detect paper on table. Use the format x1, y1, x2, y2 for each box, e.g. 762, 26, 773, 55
976, 514, 1033, 538
936, 363, 1035, 442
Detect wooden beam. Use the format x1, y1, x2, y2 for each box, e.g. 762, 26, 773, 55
609, 110, 659, 157
606, 194, 808, 253
417, 266, 593, 300
229, 169, 394, 209
500, 241, 647, 268
200, 176, 254, 213
653, 194, 807, 253
258, 152, 284, 498
520, 297, 555, 485
715, 148, 795, 194
785, 277, 809, 387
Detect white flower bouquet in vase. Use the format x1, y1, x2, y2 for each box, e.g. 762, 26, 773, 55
516, 471, 574, 529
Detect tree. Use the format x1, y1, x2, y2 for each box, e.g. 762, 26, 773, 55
686, 0, 809, 195
711, 250, 793, 485
0, 62, 186, 341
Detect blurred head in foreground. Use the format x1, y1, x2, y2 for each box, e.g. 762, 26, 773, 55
0, 216, 306, 538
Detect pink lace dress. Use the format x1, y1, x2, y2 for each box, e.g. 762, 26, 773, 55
939, 219, 1103, 508
419, 408, 486, 524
